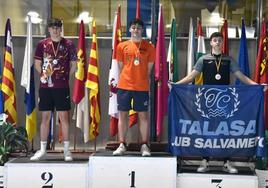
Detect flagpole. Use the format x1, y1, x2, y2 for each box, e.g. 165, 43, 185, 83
73, 105, 78, 150
149, 0, 157, 142
94, 139, 97, 152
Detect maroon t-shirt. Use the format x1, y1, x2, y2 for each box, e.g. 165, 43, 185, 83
34, 37, 77, 88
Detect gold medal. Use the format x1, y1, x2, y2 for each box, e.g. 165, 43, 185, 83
215, 73, 221, 80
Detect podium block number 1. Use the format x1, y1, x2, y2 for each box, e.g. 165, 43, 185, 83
129, 171, 135, 188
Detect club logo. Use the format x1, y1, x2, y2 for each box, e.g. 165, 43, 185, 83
195, 87, 240, 119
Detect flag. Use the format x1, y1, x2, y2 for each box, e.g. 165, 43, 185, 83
72, 21, 87, 104
169, 84, 266, 157
221, 19, 229, 55
86, 20, 101, 140
235, 18, 250, 85
167, 18, 178, 82
0, 54, 4, 114
187, 17, 195, 75
195, 17, 206, 85
155, 5, 169, 137
136, 0, 140, 19
20, 16, 37, 141
2, 19, 17, 125
73, 21, 89, 142
254, 20, 268, 130
108, 6, 121, 136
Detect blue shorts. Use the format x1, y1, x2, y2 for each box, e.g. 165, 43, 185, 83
117, 89, 149, 112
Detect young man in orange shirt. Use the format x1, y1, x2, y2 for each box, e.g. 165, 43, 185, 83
113, 18, 156, 156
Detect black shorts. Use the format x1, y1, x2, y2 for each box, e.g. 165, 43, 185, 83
38, 88, 71, 111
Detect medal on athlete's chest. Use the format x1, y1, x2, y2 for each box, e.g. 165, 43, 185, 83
215, 73, 221, 80
131, 40, 142, 66
52, 59, 58, 65
214, 55, 222, 80
134, 57, 140, 65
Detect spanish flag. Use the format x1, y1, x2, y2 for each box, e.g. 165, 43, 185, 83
86, 20, 101, 140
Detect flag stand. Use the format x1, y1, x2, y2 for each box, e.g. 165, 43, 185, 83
94, 139, 97, 152
31, 139, 34, 152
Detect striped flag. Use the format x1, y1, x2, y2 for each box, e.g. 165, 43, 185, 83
155, 5, 169, 137
221, 19, 229, 55
86, 20, 101, 140
167, 18, 178, 82
235, 18, 250, 85
187, 17, 195, 75
195, 17, 206, 85
108, 6, 121, 136
0, 54, 4, 114
2, 19, 17, 125
254, 20, 268, 130
21, 16, 37, 141
74, 21, 89, 142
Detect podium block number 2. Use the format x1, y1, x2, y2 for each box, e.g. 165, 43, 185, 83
41, 172, 53, 188
129, 171, 135, 188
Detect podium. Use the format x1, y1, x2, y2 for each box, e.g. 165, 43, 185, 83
177, 172, 258, 188
88, 152, 177, 188
5, 157, 88, 188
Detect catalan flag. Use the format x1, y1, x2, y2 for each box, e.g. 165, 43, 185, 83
2, 19, 17, 125
86, 20, 101, 140
21, 16, 37, 141
0, 55, 3, 114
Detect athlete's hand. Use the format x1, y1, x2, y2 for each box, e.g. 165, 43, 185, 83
168, 81, 175, 91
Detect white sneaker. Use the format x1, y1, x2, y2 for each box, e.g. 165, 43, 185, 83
64, 150, 73, 161
223, 161, 238, 173
197, 159, 209, 172
30, 150, 46, 161
140, 144, 151, 157
113, 143, 126, 156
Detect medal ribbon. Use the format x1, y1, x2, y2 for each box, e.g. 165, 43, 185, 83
132, 40, 142, 60
215, 55, 222, 73
51, 40, 60, 58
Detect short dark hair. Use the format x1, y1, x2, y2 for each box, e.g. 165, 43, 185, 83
48, 18, 63, 28
209, 32, 223, 41
129, 18, 144, 28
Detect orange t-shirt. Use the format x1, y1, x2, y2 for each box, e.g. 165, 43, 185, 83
116, 39, 155, 91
